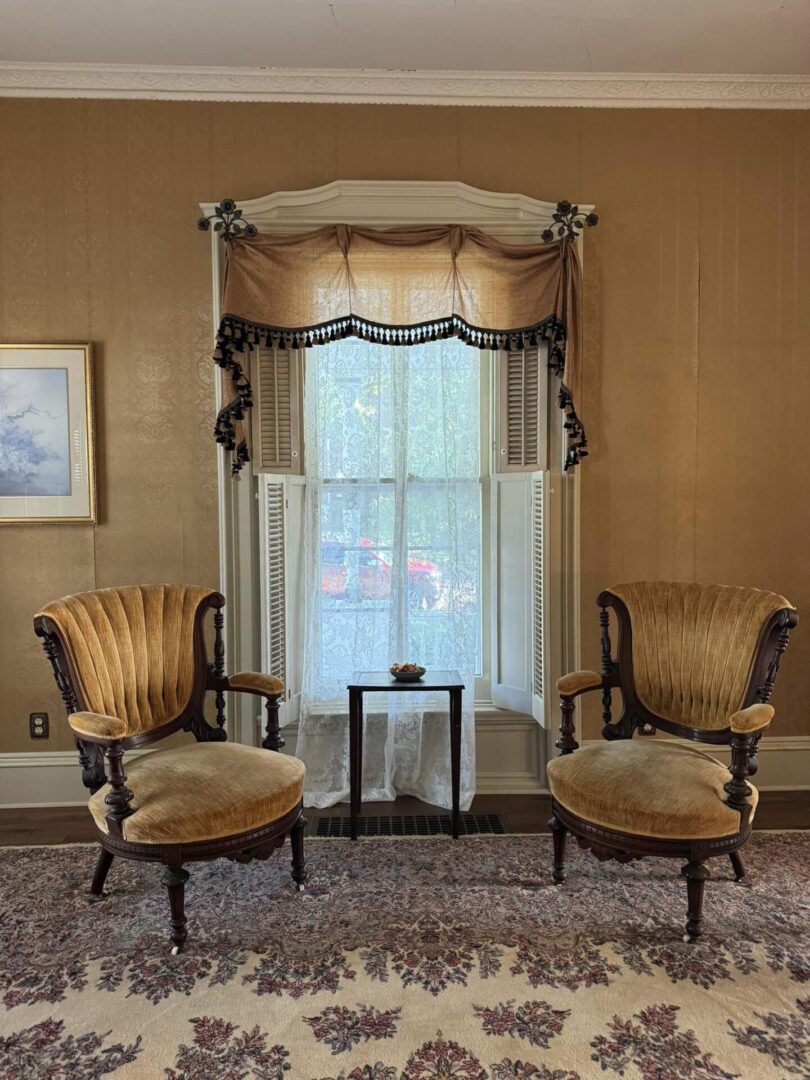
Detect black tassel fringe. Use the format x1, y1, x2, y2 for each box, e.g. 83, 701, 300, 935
212, 312, 587, 473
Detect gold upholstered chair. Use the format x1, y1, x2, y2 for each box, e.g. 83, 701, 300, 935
546, 581, 797, 942
34, 584, 306, 953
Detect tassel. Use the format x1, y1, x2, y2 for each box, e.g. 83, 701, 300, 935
210, 311, 587, 472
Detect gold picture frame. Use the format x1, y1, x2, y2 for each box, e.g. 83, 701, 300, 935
0, 342, 97, 525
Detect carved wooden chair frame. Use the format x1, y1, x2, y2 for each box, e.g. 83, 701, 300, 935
550, 589, 797, 941
34, 591, 304, 953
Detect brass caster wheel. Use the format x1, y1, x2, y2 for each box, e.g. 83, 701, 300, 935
296, 883, 305, 893
171, 944, 183, 956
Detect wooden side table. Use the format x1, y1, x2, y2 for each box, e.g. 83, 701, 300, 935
347, 669, 465, 840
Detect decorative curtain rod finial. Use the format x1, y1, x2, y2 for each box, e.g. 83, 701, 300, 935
197, 199, 258, 242
542, 201, 599, 244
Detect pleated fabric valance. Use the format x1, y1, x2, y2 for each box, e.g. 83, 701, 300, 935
206, 214, 594, 473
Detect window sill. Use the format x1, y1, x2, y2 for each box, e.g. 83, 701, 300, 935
293, 699, 525, 716
263, 700, 535, 731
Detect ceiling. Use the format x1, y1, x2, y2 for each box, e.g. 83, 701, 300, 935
1, 0, 809, 75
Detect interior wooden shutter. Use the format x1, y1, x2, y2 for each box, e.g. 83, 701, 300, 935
260, 479, 287, 686
498, 347, 544, 472
251, 348, 302, 473
490, 474, 532, 713
531, 471, 549, 725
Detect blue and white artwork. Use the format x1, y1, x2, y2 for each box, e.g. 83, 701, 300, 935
0, 368, 71, 496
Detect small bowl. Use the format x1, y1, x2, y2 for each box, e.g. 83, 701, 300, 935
390, 665, 426, 683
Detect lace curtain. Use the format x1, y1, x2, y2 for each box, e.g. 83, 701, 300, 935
295, 337, 480, 810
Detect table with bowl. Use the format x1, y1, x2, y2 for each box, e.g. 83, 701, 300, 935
347, 667, 465, 839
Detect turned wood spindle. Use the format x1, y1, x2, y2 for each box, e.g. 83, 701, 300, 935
724, 733, 754, 811
556, 696, 579, 755
599, 606, 613, 729
103, 744, 134, 828
213, 607, 226, 730
262, 696, 285, 752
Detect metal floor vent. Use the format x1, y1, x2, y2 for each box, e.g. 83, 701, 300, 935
314, 813, 506, 837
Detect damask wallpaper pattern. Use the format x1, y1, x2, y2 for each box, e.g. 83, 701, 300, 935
0, 100, 807, 750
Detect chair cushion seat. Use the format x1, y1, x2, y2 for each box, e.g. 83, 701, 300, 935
546, 740, 757, 840
89, 743, 305, 845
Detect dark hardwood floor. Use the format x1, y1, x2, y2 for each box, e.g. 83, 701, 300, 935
0, 791, 807, 846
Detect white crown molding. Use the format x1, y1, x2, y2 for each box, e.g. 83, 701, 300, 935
0, 62, 809, 109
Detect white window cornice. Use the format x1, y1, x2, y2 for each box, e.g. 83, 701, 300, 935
200, 180, 594, 244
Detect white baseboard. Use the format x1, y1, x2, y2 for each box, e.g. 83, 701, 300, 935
0, 733, 806, 809
0, 749, 155, 809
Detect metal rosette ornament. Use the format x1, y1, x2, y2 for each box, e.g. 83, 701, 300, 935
541, 200, 599, 244
197, 198, 258, 243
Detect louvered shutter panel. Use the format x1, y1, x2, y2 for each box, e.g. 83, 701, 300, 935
531, 471, 549, 725
252, 348, 302, 473
497, 347, 545, 472
490, 474, 532, 713
261, 480, 287, 686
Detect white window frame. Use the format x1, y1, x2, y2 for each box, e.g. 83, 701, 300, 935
202, 180, 592, 789
303, 341, 490, 700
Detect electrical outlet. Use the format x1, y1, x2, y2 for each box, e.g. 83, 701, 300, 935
29, 712, 49, 739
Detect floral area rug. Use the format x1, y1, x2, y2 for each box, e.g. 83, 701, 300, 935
0, 833, 808, 1079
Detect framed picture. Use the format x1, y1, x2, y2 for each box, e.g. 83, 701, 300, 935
0, 343, 97, 525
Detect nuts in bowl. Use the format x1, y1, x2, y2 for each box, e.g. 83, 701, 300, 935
390, 663, 426, 683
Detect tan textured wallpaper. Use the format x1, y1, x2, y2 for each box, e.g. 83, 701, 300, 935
0, 100, 807, 753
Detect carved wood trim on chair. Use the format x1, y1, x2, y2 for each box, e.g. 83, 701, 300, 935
595, 590, 797, 746
36, 620, 107, 792
34, 591, 228, 767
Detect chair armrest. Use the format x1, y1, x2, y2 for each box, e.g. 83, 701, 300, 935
729, 703, 774, 735
224, 673, 286, 751
556, 670, 603, 699
725, 723, 763, 820
68, 711, 128, 743
555, 671, 604, 756
228, 671, 285, 697
64, 724, 134, 830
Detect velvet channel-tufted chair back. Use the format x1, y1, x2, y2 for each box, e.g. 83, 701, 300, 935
35, 584, 220, 737
602, 581, 795, 736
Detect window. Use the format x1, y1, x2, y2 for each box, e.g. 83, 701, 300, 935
305, 337, 483, 702
258, 342, 553, 730
216, 183, 580, 788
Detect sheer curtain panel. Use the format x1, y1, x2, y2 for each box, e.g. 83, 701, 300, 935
295, 338, 480, 809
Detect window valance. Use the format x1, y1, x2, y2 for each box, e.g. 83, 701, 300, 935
202, 203, 596, 473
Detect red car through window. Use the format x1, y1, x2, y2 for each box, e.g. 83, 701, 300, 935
321, 538, 444, 610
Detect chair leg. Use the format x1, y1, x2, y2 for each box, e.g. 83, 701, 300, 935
549, 814, 567, 885
290, 815, 307, 892
90, 847, 114, 897
682, 860, 709, 942
162, 865, 190, 955
729, 850, 746, 882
